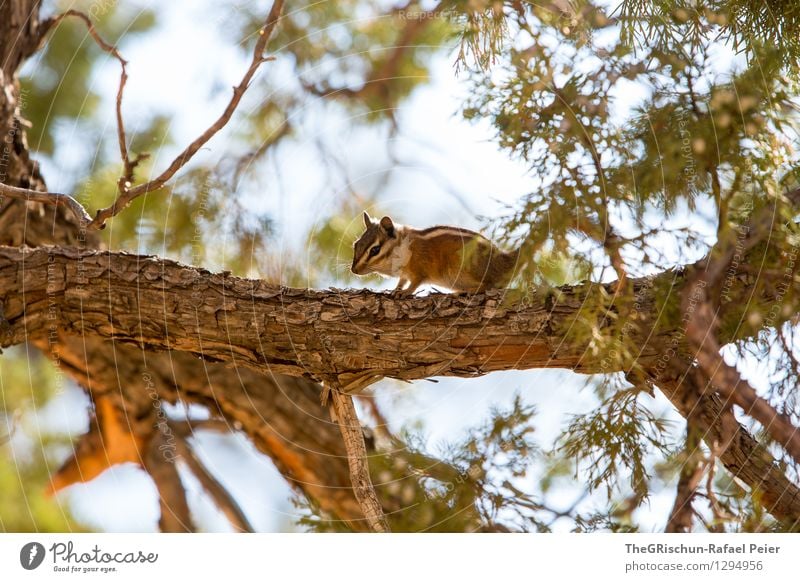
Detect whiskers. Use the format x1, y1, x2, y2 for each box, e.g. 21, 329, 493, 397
333, 259, 355, 275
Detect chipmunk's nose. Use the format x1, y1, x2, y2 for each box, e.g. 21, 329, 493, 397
350, 258, 360, 274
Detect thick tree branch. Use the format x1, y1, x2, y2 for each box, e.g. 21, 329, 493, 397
680, 186, 800, 466
685, 283, 800, 465
0, 0, 47, 76
4, 245, 798, 525
3, 0, 800, 534
0, 246, 679, 381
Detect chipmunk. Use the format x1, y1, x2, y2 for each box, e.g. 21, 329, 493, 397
351, 212, 521, 297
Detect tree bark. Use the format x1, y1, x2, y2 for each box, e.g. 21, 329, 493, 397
0, 246, 679, 381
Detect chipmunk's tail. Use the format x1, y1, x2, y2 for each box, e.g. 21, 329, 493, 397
508, 244, 527, 275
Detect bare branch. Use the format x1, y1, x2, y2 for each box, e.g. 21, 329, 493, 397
143, 430, 195, 533
329, 382, 390, 532
0, 182, 91, 226
88, 0, 286, 230
8, 1, 286, 230
40, 9, 137, 188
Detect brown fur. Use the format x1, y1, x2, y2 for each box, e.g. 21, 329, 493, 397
352, 212, 520, 296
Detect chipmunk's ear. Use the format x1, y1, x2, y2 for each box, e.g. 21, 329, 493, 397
379, 216, 395, 237
363, 211, 374, 227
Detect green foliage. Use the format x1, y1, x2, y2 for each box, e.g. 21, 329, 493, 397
461, 1, 798, 282
559, 384, 674, 503
0, 456, 81, 532
435, 395, 544, 530
619, 0, 800, 70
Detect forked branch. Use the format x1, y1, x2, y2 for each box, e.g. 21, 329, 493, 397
89, 0, 286, 229
2, 1, 286, 229
40, 9, 134, 186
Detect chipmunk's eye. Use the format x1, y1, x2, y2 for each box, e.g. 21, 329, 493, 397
369, 245, 381, 257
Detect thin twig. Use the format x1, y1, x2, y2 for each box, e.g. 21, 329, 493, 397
88, 0, 286, 229
328, 380, 390, 532
4, 1, 286, 229
40, 10, 143, 190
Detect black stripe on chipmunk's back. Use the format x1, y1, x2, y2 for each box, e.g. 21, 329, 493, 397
416, 225, 489, 240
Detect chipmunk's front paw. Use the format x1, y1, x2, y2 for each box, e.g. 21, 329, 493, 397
391, 286, 420, 299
